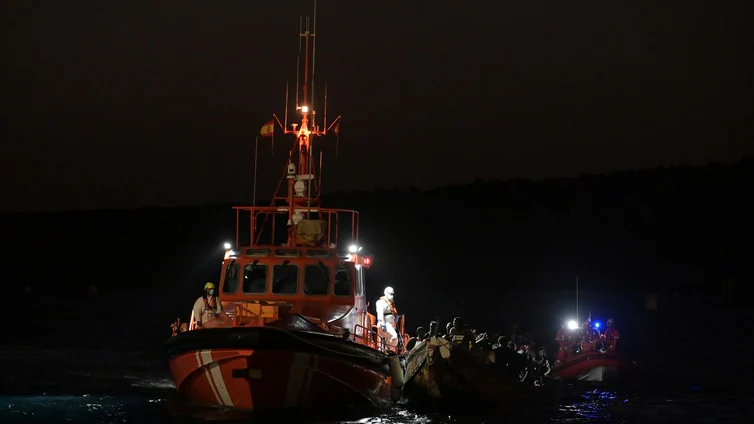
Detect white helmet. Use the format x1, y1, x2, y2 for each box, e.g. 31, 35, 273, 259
384, 286, 394, 301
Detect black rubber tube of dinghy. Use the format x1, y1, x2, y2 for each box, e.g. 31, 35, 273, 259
165, 327, 390, 374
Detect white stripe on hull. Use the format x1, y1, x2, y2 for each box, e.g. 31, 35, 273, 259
195, 350, 235, 407
578, 366, 620, 382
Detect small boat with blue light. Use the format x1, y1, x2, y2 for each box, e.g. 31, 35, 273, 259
551, 318, 635, 382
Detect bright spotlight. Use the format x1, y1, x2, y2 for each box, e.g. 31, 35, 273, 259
300, 105, 309, 113
567, 320, 579, 330
223, 242, 232, 250
348, 244, 358, 254
594, 322, 601, 329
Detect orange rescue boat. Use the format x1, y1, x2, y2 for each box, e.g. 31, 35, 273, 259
166, 5, 406, 412
551, 320, 636, 382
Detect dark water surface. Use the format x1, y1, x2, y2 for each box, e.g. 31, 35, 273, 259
3, 290, 752, 423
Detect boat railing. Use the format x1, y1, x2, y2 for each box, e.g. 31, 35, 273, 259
232, 206, 359, 248
189, 310, 197, 331
352, 323, 388, 351
352, 323, 373, 346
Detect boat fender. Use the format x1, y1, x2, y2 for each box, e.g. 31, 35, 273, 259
387, 355, 405, 388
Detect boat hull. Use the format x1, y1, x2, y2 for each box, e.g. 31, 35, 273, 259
402, 337, 535, 408
166, 327, 394, 411
551, 351, 635, 382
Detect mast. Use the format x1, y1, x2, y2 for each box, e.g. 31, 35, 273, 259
262, 1, 342, 247
576, 276, 579, 322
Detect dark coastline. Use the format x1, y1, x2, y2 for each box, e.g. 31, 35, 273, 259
2, 157, 753, 391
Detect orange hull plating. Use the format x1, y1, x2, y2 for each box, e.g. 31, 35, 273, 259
551, 351, 635, 382
168, 347, 392, 410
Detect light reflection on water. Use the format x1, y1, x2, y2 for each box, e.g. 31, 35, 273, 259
1, 395, 166, 424
2, 380, 753, 424
3, 386, 752, 424
557, 389, 623, 421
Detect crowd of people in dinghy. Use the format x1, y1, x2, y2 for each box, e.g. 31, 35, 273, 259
402, 316, 622, 386
405, 317, 554, 386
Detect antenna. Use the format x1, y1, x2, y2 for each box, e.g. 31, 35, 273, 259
284, 81, 289, 133
311, 0, 317, 129
576, 276, 579, 321
253, 136, 259, 207
318, 150, 323, 194
301, 16, 310, 112
296, 16, 301, 108
323, 82, 327, 134
307, 128, 313, 208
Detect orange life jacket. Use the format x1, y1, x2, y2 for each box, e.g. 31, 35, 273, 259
379, 296, 398, 316
203, 296, 219, 312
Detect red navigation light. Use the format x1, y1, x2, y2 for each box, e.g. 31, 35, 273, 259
362, 256, 373, 268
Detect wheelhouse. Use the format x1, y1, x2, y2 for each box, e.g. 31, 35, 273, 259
217, 206, 373, 329
218, 247, 365, 301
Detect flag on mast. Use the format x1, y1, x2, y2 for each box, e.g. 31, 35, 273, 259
334, 120, 340, 157
260, 119, 274, 138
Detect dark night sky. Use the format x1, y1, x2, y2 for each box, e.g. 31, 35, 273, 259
3, 0, 752, 212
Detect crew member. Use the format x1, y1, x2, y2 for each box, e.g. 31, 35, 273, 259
193, 282, 224, 327
581, 319, 599, 352
375, 286, 399, 351
555, 323, 569, 362
603, 318, 620, 351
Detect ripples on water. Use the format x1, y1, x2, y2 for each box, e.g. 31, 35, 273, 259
1, 346, 752, 424
3, 383, 752, 423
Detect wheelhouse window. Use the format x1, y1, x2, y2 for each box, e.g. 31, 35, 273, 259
243, 263, 267, 294
334, 265, 352, 296
223, 260, 239, 294
304, 263, 330, 295
272, 264, 299, 294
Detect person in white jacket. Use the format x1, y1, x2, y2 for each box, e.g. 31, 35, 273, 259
375, 286, 398, 350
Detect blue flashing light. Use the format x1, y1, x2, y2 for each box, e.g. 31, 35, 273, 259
594, 322, 601, 329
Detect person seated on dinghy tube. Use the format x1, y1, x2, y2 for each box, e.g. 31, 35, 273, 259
443, 322, 453, 340
426, 321, 438, 338
375, 286, 399, 351
450, 316, 475, 351
192, 282, 224, 327
405, 326, 426, 351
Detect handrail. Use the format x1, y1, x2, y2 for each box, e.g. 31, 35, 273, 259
232, 206, 359, 248
189, 310, 197, 331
